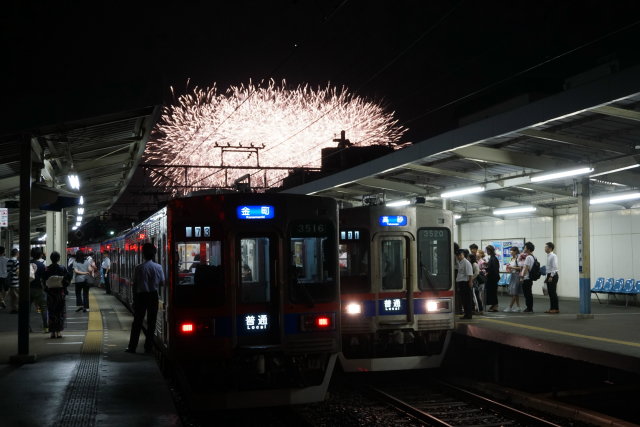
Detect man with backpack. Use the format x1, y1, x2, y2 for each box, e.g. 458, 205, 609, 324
521, 241, 539, 313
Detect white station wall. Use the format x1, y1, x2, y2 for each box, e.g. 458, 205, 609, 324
458, 208, 640, 299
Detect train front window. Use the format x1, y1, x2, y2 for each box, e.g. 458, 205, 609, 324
239, 237, 271, 303
288, 221, 336, 304
339, 229, 370, 294
417, 228, 451, 291
380, 239, 405, 290
174, 241, 224, 307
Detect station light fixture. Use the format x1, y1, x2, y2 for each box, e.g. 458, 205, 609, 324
72, 226, 78, 231
79, 196, 84, 205
77, 207, 85, 215
386, 199, 411, 207
590, 164, 639, 177
440, 185, 485, 199
530, 167, 593, 183
454, 214, 462, 220
75, 221, 81, 227
493, 206, 537, 215
67, 170, 80, 190
590, 192, 640, 205
77, 216, 83, 222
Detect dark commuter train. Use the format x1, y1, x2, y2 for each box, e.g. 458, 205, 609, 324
338, 203, 454, 371
93, 193, 340, 408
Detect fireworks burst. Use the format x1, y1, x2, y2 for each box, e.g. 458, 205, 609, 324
145, 79, 408, 192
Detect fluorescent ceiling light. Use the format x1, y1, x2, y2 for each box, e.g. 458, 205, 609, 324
441, 185, 485, 198
590, 192, 640, 205
493, 206, 537, 215
454, 214, 462, 220
77, 216, 83, 222
67, 173, 80, 190
75, 221, 81, 227
72, 226, 78, 230
79, 196, 84, 205
77, 207, 85, 215
530, 167, 593, 183
386, 200, 411, 207
590, 164, 639, 177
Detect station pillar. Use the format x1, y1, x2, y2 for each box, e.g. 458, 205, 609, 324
577, 178, 593, 319
45, 210, 65, 262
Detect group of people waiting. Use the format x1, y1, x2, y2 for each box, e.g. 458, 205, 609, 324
455, 241, 559, 319
0, 246, 112, 339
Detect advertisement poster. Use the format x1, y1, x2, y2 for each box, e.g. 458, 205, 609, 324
0, 208, 7, 227
480, 238, 525, 271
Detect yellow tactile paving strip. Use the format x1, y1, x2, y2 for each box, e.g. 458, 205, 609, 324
82, 291, 102, 354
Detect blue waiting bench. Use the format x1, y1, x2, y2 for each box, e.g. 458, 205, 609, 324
591, 277, 640, 305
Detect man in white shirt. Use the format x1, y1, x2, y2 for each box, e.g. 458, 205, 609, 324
101, 252, 112, 295
455, 249, 474, 320
544, 242, 559, 313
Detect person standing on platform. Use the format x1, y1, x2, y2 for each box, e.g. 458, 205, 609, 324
126, 243, 163, 354
484, 245, 500, 312
0, 246, 8, 309
544, 242, 559, 313
30, 247, 48, 333
6, 249, 19, 313
504, 246, 523, 312
44, 251, 68, 338
521, 242, 536, 313
455, 249, 474, 319
73, 250, 92, 312
101, 252, 111, 295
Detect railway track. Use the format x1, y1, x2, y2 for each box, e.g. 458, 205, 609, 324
368, 380, 563, 426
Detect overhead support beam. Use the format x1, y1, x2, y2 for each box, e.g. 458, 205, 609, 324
452, 145, 565, 171
401, 163, 485, 181
75, 153, 132, 172
591, 105, 640, 122
356, 177, 426, 195
518, 128, 633, 155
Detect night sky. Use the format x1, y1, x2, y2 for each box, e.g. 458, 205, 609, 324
3, 1, 640, 142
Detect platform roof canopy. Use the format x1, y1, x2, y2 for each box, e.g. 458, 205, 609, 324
284, 66, 640, 223
0, 106, 160, 241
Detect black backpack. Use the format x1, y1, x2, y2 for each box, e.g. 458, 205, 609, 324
529, 256, 541, 281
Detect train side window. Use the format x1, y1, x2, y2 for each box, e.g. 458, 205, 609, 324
339, 229, 370, 294
380, 239, 405, 290
417, 227, 451, 291
239, 237, 271, 303
288, 221, 337, 304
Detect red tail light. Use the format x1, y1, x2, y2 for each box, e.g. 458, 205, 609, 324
180, 323, 195, 333
301, 313, 335, 331
316, 316, 330, 327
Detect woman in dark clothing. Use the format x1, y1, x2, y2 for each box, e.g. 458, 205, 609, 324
484, 245, 501, 312
43, 251, 68, 338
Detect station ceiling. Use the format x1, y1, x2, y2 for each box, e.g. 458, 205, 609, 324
0, 106, 160, 241
283, 66, 640, 222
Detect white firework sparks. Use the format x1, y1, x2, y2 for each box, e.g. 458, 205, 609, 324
145, 79, 408, 192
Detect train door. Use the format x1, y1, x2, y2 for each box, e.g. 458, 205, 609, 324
237, 235, 280, 346
377, 234, 412, 322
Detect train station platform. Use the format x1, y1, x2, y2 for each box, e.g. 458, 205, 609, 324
0, 287, 181, 427
455, 294, 640, 375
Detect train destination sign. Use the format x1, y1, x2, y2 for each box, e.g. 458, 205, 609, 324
244, 313, 270, 331
379, 215, 407, 226
237, 205, 275, 220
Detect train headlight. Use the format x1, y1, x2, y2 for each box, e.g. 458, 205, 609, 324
425, 300, 440, 312
345, 302, 362, 315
